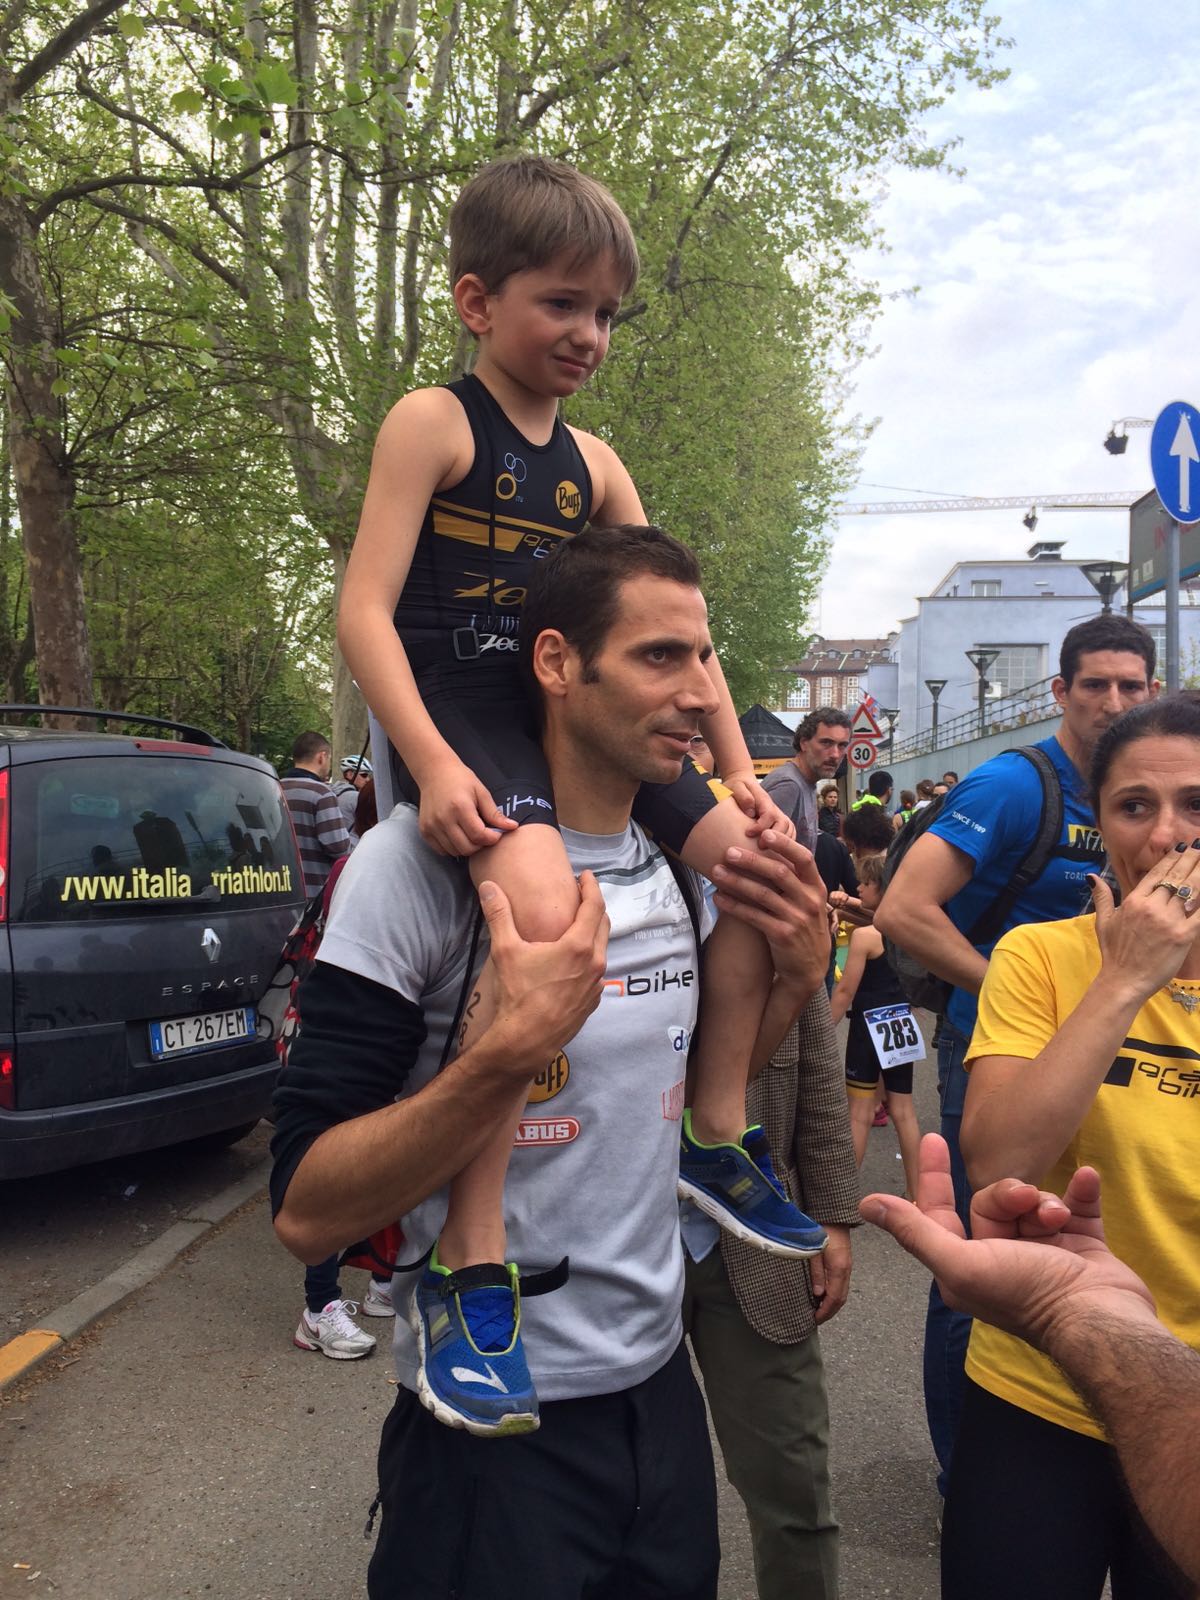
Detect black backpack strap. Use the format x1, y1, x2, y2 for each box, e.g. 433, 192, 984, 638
662, 848, 704, 957
965, 746, 1064, 950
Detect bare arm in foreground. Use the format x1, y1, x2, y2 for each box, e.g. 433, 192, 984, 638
862, 1133, 1200, 1590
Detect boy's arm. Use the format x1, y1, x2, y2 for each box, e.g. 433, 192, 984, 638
339, 389, 516, 856
829, 929, 872, 1025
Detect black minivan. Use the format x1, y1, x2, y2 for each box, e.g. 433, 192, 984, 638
0, 708, 305, 1179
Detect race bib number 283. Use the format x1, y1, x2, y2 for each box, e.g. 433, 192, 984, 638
863, 1003, 927, 1072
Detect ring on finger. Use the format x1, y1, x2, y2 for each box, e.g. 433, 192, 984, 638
1175, 884, 1195, 904
1155, 878, 1181, 894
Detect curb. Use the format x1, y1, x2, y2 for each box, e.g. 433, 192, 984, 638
0, 1158, 272, 1393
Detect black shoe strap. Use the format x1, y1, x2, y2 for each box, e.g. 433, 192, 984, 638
437, 1255, 570, 1299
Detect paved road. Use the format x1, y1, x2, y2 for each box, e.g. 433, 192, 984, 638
1, 1050, 944, 1599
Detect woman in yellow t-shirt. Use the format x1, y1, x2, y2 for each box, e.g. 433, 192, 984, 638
946, 693, 1200, 1600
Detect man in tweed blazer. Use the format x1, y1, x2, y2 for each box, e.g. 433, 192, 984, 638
683, 988, 859, 1600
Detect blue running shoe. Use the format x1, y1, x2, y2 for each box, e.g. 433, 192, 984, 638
678, 1109, 828, 1258
411, 1250, 539, 1437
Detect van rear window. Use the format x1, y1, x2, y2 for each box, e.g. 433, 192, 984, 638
11, 755, 302, 921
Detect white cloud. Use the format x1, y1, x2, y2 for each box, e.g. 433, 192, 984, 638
820, 0, 1200, 638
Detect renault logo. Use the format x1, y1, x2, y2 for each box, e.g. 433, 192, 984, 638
201, 928, 221, 963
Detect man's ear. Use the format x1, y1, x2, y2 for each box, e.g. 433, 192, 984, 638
530, 628, 573, 702
1051, 674, 1068, 708
453, 274, 493, 336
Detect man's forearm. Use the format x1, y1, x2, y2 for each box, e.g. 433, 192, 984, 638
1047, 1307, 1200, 1587
275, 1030, 529, 1263
876, 896, 988, 994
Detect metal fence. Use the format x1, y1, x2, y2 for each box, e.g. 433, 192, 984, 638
889, 676, 1060, 764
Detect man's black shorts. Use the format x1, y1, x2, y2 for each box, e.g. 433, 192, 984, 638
366, 1340, 720, 1599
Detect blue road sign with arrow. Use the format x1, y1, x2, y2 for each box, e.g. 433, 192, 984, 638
1150, 401, 1200, 525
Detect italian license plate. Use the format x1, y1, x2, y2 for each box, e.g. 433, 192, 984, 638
148, 1006, 256, 1060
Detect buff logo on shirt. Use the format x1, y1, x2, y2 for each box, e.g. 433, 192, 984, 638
528, 1051, 570, 1103
1106, 1036, 1200, 1098
555, 480, 583, 518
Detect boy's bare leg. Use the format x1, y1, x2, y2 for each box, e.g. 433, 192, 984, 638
677, 799, 773, 1143
436, 825, 580, 1272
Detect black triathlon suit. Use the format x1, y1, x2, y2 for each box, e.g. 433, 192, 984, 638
845, 946, 914, 1095
387, 374, 723, 850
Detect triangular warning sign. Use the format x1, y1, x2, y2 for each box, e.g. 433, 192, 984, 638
851, 702, 882, 739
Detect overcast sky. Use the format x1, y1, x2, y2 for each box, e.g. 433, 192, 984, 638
818, 0, 1200, 639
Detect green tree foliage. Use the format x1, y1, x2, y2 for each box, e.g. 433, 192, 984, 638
1, 0, 1007, 741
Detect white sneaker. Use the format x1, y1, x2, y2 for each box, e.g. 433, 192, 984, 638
361, 1279, 395, 1317
293, 1299, 376, 1360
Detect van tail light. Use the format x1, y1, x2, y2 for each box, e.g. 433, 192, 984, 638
0, 1052, 13, 1111
0, 767, 8, 923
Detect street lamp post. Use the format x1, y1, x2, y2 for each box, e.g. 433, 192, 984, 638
879, 707, 899, 759
964, 650, 1000, 739
1080, 561, 1130, 614
924, 678, 948, 751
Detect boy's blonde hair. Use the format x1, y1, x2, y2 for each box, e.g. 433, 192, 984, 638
856, 852, 887, 889
448, 155, 639, 297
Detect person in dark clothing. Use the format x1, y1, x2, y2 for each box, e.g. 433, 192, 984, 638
816, 783, 841, 836
830, 853, 922, 1196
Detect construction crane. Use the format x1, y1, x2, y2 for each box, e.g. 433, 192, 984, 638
837, 491, 1138, 518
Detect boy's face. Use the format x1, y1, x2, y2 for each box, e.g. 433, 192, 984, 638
468, 252, 625, 399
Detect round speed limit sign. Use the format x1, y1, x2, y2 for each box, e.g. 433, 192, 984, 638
848, 738, 877, 770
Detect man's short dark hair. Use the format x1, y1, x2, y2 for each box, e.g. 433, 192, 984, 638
868, 769, 892, 798
1059, 615, 1156, 688
792, 706, 852, 751
292, 731, 330, 765
941, 770, 958, 784
521, 525, 703, 709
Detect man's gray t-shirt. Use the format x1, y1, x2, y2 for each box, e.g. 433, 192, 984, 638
761, 759, 817, 852
317, 806, 708, 1402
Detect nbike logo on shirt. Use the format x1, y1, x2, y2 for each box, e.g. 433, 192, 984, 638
527, 1050, 570, 1103
556, 480, 583, 518
602, 967, 695, 998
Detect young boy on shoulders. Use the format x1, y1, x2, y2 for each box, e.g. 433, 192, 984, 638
338, 155, 827, 1437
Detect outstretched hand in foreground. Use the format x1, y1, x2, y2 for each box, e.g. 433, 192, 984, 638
859, 1133, 1157, 1355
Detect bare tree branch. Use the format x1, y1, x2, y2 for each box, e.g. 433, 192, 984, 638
12, 0, 129, 100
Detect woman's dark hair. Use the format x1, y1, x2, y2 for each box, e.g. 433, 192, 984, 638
1088, 692, 1200, 811
841, 805, 894, 854
915, 778, 936, 800
354, 777, 378, 836
899, 789, 915, 809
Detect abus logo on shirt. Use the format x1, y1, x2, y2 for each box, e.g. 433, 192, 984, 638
514, 1117, 580, 1146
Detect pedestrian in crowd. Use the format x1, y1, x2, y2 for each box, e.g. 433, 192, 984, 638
829, 853, 921, 1197
683, 989, 859, 1600
941, 770, 959, 788
279, 732, 352, 900
940, 693, 1200, 1598
272, 526, 832, 1600
874, 613, 1157, 1500
911, 777, 937, 813
852, 769, 892, 813
762, 709, 852, 851
816, 801, 891, 993
817, 782, 842, 836
292, 792, 393, 1361
332, 754, 373, 835
865, 1132, 1200, 1595
335, 155, 816, 1427
894, 788, 917, 831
